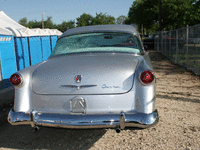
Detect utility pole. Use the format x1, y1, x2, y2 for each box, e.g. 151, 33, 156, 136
42, 11, 44, 29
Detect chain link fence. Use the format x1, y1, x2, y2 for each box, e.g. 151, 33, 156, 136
155, 24, 200, 75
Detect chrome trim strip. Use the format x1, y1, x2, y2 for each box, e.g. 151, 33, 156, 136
60, 85, 97, 90
8, 109, 158, 129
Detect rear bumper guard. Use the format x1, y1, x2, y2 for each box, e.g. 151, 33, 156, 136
8, 108, 158, 129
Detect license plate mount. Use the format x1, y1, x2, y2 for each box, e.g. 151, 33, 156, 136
70, 96, 86, 114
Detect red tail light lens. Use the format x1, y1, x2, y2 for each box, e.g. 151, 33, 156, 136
140, 71, 154, 84
10, 74, 22, 86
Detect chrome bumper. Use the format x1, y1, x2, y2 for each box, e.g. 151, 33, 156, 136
8, 109, 158, 129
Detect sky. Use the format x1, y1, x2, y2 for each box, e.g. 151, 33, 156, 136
0, 0, 134, 25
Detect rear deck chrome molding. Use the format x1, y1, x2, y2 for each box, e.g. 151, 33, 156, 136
8, 109, 158, 129
60, 85, 97, 90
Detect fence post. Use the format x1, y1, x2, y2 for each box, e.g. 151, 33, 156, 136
176, 30, 178, 63
193, 26, 196, 71
161, 31, 163, 52
169, 30, 171, 58
157, 32, 159, 52
165, 32, 167, 56
186, 25, 189, 69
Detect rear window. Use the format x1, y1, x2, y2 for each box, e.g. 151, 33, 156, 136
51, 32, 143, 56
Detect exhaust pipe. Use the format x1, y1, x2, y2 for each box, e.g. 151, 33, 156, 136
33, 126, 40, 132
116, 125, 121, 133
116, 128, 121, 133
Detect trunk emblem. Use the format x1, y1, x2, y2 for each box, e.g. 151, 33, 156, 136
75, 75, 82, 83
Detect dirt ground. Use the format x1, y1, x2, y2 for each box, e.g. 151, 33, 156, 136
0, 50, 199, 150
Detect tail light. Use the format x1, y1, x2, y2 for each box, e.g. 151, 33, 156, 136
10, 74, 22, 86
140, 70, 154, 84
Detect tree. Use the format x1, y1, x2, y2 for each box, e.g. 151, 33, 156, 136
18, 12, 117, 32
126, 0, 199, 32
92, 12, 116, 25
116, 15, 127, 24
27, 20, 42, 29
44, 16, 57, 29
76, 12, 116, 27
125, 0, 159, 33
161, 0, 196, 30
193, 0, 200, 25
76, 13, 93, 27
57, 20, 75, 32
19, 16, 57, 29
18, 17, 28, 27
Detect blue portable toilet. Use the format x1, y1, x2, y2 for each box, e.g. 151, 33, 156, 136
0, 11, 62, 75
9, 28, 62, 68
14, 37, 30, 70
0, 11, 30, 71
0, 28, 17, 88
31, 29, 51, 61
41, 36, 51, 61
9, 28, 44, 67
48, 29, 62, 51
51, 36, 58, 50
29, 36, 43, 65
28, 29, 62, 63
7, 27, 31, 71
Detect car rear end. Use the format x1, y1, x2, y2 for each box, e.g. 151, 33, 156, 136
8, 25, 158, 132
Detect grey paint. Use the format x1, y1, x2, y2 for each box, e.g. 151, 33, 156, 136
32, 53, 138, 95
13, 52, 155, 114
8, 25, 158, 130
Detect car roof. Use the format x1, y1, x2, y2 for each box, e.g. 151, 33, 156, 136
59, 25, 139, 39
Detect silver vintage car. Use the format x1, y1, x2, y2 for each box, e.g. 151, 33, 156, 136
8, 25, 158, 133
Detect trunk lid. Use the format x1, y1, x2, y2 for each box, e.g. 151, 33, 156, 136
32, 53, 138, 95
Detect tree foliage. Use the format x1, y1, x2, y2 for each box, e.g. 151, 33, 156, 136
125, 0, 159, 33
126, 0, 200, 32
57, 20, 75, 32
18, 17, 28, 27
28, 20, 42, 28
116, 15, 127, 24
92, 12, 116, 25
44, 16, 57, 29
19, 16, 57, 29
18, 12, 116, 32
76, 12, 116, 26
162, 0, 197, 29
193, 0, 200, 25
76, 13, 93, 27
18, 1, 200, 33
